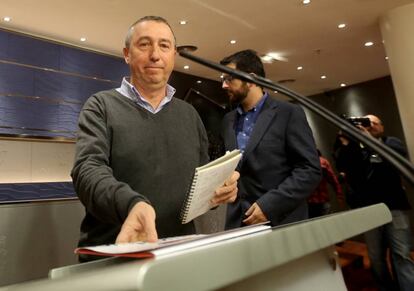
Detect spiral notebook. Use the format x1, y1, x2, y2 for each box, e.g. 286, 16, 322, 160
180, 149, 242, 224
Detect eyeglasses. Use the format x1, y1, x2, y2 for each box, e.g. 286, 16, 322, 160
221, 75, 234, 83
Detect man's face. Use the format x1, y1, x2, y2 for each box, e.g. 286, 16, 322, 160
123, 20, 176, 91
365, 115, 384, 138
222, 63, 249, 105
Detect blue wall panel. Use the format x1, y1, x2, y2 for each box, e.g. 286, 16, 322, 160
0, 182, 76, 203
0, 30, 8, 59
0, 28, 126, 139
34, 70, 115, 104
0, 96, 59, 129
102, 56, 130, 81
60, 46, 128, 81
57, 102, 83, 135
0, 63, 34, 96
7, 33, 61, 69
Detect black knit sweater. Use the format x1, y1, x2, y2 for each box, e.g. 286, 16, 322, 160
71, 89, 209, 248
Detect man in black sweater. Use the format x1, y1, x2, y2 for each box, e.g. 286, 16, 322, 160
71, 16, 239, 261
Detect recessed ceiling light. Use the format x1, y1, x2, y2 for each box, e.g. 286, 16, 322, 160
179, 20, 187, 25
261, 52, 288, 63
184, 65, 190, 70
321, 75, 327, 79
364, 41, 374, 47
385, 56, 389, 60
197, 80, 202, 84
261, 55, 274, 63
340, 83, 346, 87
297, 66, 303, 70
80, 37, 87, 42
338, 23, 346, 29
230, 40, 236, 44
3, 16, 11, 22
302, 0, 311, 5
274, 91, 278, 94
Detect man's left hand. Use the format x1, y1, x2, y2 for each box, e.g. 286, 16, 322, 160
243, 202, 268, 225
211, 171, 240, 206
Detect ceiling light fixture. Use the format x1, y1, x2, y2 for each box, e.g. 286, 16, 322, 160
179, 20, 187, 25
302, 0, 311, 5
297, 66, 303, 70
197, 80, 202, 84
80, 37, 87, 42
230, 40, 236, 44
364, 41, 374, 47
338, 23, 346, 29
385, 56, 389, 60
340, 83, 346, 87
261, 52, 288, 63
321, 75, 327, 79
3, 16, 11, 22
267, 52, 288, 62
184, 65, 190, 70
261, 55, 274, 63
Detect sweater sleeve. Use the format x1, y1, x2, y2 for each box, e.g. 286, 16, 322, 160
71, 95, 149, 224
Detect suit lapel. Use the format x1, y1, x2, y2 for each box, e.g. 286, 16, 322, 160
242, 98, 278, 157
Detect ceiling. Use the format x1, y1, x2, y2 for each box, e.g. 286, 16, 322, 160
1, 0, 413, 96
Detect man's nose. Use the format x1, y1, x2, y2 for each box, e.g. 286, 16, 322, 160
149, 45, 161, 61
222, 81, 229, 89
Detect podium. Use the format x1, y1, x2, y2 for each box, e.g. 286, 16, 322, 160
2, 204, 391, 291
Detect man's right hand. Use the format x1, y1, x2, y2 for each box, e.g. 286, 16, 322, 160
115, 201, 158, 244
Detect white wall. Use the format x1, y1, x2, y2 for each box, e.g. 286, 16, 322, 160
0, 140, 75, 183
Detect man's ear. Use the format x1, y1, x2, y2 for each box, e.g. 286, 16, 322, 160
247, 82, 256, 89
123, 47, 130, 64
247, 73, 258, 88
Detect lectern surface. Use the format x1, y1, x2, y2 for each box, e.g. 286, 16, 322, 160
2, 204, 391, 291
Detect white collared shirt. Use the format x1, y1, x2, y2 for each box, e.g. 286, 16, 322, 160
116, 77, 176, 114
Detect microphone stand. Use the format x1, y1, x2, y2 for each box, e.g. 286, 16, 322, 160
178, 49, 414, 185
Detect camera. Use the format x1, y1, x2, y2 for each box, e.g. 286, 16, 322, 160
346, 117, 371, 127
342, 115, 371, 127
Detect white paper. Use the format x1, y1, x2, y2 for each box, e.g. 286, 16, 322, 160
77, 234, 203, 254
182, 150, 242, 223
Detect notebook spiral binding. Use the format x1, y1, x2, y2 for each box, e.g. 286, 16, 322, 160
180, 171, 199, 223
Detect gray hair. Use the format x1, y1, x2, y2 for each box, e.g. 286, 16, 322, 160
124, 16, 176, 48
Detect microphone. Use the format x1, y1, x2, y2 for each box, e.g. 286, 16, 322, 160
178, 50, 414, 185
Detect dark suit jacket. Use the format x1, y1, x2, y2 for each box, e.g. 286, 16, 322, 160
222, 96, 321, 229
